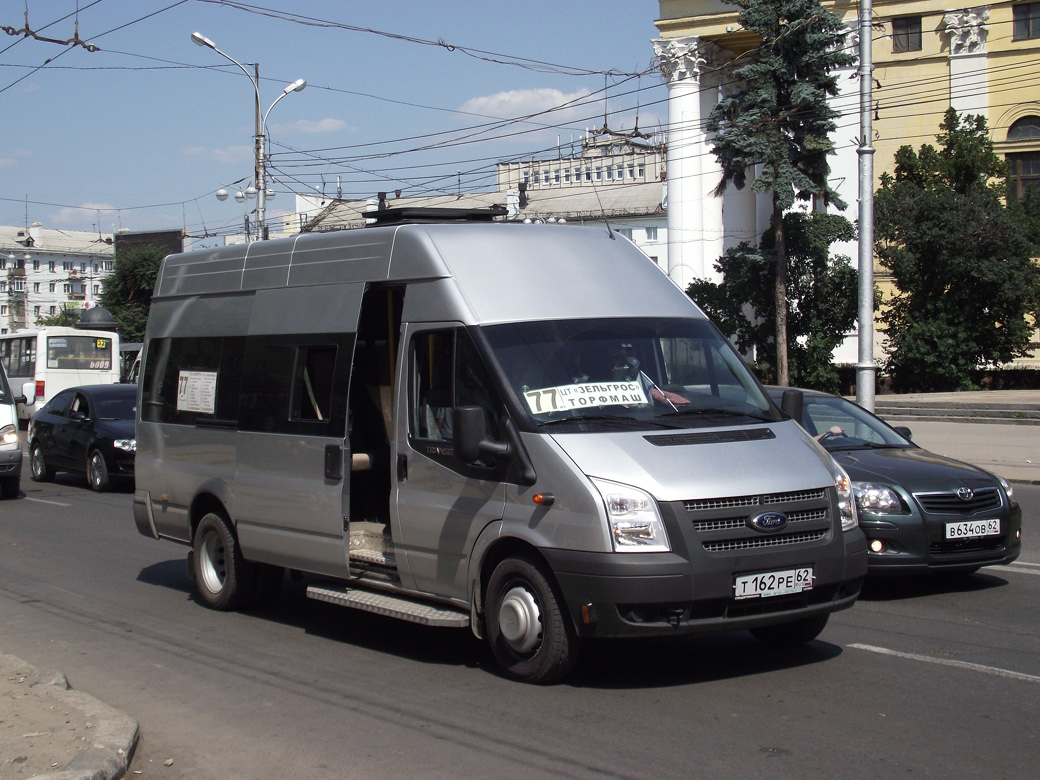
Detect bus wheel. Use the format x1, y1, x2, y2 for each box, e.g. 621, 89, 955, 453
750, 613, 830, 647
30, 442, 55, 482
192, 512, 254, 611
486, 556, 578, 683
87, 449, 109, 492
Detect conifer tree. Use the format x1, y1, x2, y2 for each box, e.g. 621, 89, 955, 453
706, 0, 854, 385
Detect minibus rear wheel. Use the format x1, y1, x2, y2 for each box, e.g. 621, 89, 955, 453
485, 556, 578, 683
192, 512, 255, 611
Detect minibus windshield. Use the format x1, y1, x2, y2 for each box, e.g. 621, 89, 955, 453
483, 317, 780, 431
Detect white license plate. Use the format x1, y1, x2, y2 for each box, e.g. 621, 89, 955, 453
945, 518, 1000, 540
734, 567, 814, 600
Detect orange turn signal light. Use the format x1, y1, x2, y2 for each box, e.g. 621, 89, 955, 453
532, 493, 555, 506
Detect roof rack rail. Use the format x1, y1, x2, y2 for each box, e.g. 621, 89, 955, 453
363, 205, 508, 226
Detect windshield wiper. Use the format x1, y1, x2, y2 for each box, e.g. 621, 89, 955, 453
660, 407, 774, 422
537, 415, 670, 429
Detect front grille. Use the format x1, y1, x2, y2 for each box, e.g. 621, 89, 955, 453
929, 537, 1006, 556
703, 529, 828, 552
914, 487, 1001, 516
683, 488, 826, 514
692, 507, 826, 533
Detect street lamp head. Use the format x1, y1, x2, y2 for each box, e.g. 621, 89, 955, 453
191, 31, 216, 49
215, 188, 229, 201
284, 78, 307, 95
245, 185, 257, 199
234, 190, 246, 204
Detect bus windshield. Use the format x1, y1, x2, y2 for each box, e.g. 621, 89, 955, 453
482, 317, 780, 431
46, 335, 114, 371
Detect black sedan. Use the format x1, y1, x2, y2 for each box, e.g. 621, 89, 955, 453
766, 386, 1021, 575
28, 384, 137, 492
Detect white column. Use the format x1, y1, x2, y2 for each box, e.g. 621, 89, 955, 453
654, 37, 728, 288
944, 8, 989, 120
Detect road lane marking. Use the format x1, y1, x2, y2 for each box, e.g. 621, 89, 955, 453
849, 644, 1040, 683
989, 564, 1040, 576
25, 497, 72, 507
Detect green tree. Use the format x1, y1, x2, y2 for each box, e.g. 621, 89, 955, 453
874, 109, 1040, 391
706, 0, 854, 386
689, 211, 858, 391
97, 243, 165, 343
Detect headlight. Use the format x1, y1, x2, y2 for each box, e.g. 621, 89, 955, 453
833, 466, 858, 531
997, 475, 1013, 501
591, 477, 670, 553
1, 424, 17, 446
853, 482, 907, 514
114, 438, 136, 452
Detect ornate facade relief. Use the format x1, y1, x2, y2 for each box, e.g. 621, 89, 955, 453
943, 7, 990, 55
653, 37, 729, 88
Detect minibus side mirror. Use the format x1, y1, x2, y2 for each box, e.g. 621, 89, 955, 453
13, 392, 27, 405
21, 382, 35, 405
780, 389, 803, 424
454, 406, 511, 463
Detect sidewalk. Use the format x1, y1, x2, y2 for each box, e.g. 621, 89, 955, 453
0, 652, 138, 780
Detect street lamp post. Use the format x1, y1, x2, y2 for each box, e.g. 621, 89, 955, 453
191, 32, 305, 241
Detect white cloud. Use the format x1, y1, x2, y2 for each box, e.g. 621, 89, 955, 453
458, 87, 593, 124
180, 145, 253, 164
48, 203, 117, 231
0, 149, 32, 168
270, 118, 353, 134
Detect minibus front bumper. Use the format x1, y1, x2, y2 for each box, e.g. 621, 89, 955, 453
542, 518, 867, 639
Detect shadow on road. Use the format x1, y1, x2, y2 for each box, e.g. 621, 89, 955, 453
858, 570, 1009, 602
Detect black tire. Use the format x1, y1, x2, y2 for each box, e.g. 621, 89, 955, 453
750, 613, 830, 647
0, 476, 18, 499
87, 449, 110, 492
485, 556, 578, 683
192, 512, 256, 611
29, 441, 55, 482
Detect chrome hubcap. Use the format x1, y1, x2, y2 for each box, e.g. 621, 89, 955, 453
498, 586, 542, 655
198, 533, 227, 594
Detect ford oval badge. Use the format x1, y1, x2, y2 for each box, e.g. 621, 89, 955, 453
750, 511, 788, 532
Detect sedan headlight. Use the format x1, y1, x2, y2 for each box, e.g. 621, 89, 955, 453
1, 424, 17, 446
591, 477, 670, 553
996, 474, 1013, 501
114, 438, 136, 452
853, 482, 907, 514
833, 466, 858, 531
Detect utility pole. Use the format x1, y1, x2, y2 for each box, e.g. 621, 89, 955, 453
856, 0, 877, 411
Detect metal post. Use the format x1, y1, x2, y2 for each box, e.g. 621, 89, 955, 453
856, 0, 876, 411
253, 63, 266, 242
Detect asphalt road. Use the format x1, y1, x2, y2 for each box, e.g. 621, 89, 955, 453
1, 471, 1038, 780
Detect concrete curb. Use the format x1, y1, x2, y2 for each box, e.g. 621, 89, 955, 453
1, 652, 138, 780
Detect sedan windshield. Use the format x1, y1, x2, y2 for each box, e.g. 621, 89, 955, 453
799, 395, 912, 451
482, 317, 779, 431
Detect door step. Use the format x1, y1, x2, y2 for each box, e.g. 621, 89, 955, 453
306, 584, 470, 628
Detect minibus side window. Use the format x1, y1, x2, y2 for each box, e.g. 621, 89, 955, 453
411, 331, 454, 442
153, 336, 242, 426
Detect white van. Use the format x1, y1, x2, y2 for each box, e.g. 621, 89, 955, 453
0, 361, 28, 499
134, 213, 867, 682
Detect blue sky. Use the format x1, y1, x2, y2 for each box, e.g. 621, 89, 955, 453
1, 1, 665, 241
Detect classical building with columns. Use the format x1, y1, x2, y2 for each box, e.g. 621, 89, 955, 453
654, 0, 1040, 366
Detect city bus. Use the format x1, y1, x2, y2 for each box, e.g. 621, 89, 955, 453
0, 326, 121, 421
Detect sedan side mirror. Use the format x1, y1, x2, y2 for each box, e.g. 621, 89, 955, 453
893, 426, 913, 441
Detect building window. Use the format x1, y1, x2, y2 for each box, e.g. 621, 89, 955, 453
32, 259, 39, 270
646, 227, 658, 240
595, 166, 602, 181
617, 228, 633, 239
64, 284, 71, 294
628, 164, 636, 179
553, 169, 560, 184
605, 166, 613, 180
542, 170, 550, 185
564, 169, 571, 183
93, 285, 100, 295
584, 168, 591, 182
616, 165, 624, 180
637, 163, 645, 178
0, 259, 5, 270
49, 261, 55, 272
49, 282, 56, 292
33, 283, 40, 293
893, 16, 922, 52
1013, 3, 1040, 40
63, 262, 73, 271
80, 262, 87, 272
34, 306, 40, 317
50, 306, 56, 315
1006, 116, 1040, 200
104, 262, 113, 271
523, 172, 530, 186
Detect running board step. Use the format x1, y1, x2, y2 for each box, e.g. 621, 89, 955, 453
306, 585, 470, 628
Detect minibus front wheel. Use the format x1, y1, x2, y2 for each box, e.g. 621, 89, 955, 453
485, 556, 578, 683
193, 511, 253, 611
